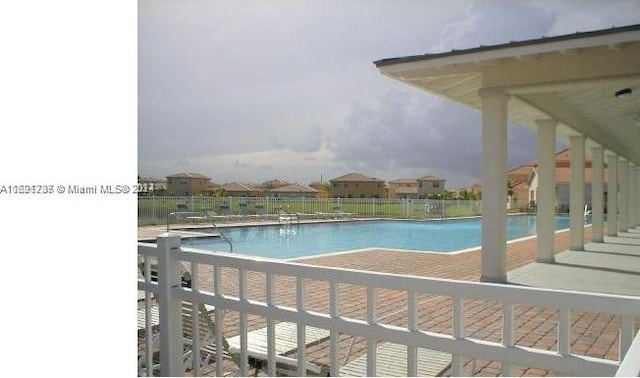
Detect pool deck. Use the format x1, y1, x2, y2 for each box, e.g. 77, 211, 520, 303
138, 220, 640, 376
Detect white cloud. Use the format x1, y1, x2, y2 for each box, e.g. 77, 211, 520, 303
138, 0, 640, 188
436, 0, 556, 51
147, 144, 340, 184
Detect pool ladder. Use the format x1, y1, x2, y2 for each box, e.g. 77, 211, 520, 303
278, 207, 300, 225
165, 210, 233, 252
203, 210, 233, 252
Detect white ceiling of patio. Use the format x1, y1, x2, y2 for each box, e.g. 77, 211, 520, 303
375, 25, 640, 164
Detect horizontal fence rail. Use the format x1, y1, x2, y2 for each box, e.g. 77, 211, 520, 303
138, 196, 484, 226
138, 236, 640, 377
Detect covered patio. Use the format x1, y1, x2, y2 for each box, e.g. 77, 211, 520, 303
374, 24, 640, 285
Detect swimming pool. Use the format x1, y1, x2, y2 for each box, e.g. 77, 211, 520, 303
180, 215, 572, 259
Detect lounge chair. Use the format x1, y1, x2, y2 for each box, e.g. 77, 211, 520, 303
137, 305, 160, 331
238, 202, 249, 217
339, 342, 451, 377
137, 300, 236, 376
254, 204, 266, 218
278, 208, 300, 224
138, 262, 329, 376
332, 206, 356, 219
584, 204, 592, 224
138, 261, 237, 375
227, 321, 330, 376
219, 204, 231, 216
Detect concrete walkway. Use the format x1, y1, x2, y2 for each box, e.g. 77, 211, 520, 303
509, 228, 640, 296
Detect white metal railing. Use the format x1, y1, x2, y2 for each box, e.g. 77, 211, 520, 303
138, 196, 484, 225
138, 234, 640, 377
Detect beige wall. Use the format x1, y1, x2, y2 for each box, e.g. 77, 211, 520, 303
417, 179, 445, 198
167, 178, 210, 196
387, 182, 417, 199
331, 181, 384, 198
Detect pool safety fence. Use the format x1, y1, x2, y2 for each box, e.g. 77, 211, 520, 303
138, 196, 483, 226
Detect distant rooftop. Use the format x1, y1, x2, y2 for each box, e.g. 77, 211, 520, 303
330, 173, 384, 182
418, 175, 444, 181
270, 183, 318, 193
166, 172, 210, 179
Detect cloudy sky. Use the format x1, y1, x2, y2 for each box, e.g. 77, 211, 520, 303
139, 0, 640, 189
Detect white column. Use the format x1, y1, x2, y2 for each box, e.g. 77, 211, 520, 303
619, 159, 629, 232
607, 153, 618, 236
629, 163, 636, 230
636, 167, 640, 227
157, 233, 185, 377
591, 146, 604, 242
535, 119, 556, 263
569, 135, 585, 251
480, 91, 509, 283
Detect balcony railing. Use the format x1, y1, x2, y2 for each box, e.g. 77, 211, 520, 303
138, 234, 640, 377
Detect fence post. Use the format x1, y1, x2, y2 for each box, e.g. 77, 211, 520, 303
157, 233, 184, 376
152, 196, 156, 225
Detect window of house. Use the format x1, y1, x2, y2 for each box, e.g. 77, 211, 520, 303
433, 182, 440, 188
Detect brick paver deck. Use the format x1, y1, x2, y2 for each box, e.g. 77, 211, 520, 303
139, 223, 639, 377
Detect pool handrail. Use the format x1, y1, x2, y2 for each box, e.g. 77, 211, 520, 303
166, 210, 233, 252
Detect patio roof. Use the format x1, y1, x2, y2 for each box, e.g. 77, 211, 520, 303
374, 24, 640, 164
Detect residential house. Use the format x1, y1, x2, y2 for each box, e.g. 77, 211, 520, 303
417, 175, 445, 198
387, 178, 418, 199
308, 181, 330, 198
507, 164, 535, 210
221, 182, 264, 197
262, 178, 289, 189
483, 148, 611, 212
329, 173, 385, 198
529, 148, 608, 212
165, 172, 212, 196
269, 183, 319, 198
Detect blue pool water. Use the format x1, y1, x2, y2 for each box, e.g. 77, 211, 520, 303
180, 215, 572, 259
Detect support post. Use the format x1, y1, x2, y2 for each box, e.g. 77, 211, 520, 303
591, 146, 604, 242
629, 163, 636, 230
535, 119, 556, 262
607, 153, 618, 236
636, 167, 640, 227
157, 233, 184, 377
569, 135, 585, 251
479, 90, 509, 283
619, 159, 629, 232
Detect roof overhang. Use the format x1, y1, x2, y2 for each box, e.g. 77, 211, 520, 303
375, 24, 640, 164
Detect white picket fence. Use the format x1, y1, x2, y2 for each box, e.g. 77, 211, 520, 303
138, 234, 640, 377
